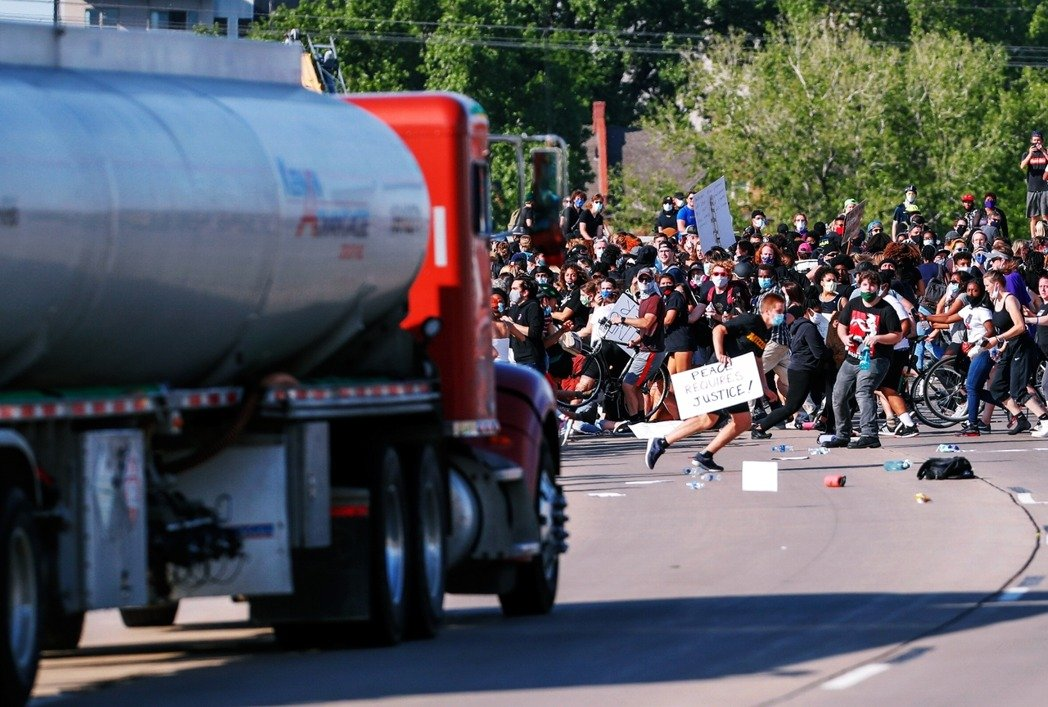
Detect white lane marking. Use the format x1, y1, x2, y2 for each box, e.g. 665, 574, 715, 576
997, 587, 1030, 601
1016, 493, 1048, 505
822, 663, 890, 690
587, 492, 625, 498
624, 480, 668, 486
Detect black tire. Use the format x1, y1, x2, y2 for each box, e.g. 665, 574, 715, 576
406, 445, 446, 639
368, 446, 408, 645
499, 441, 566, 617
40, 609, 84, 651
1, 487, 42, 707
642, 364, 671, 421
119, 601, 179, 628
921, 358, 967, 428
556, 355, 605, 413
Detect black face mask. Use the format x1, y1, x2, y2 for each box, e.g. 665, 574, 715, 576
662, 286, 674, 296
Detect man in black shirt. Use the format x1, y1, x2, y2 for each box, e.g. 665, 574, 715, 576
823, 271, 903, 449
1021, 130, 1048, 238
501, 277, 547, 374
645, 293, 786, 472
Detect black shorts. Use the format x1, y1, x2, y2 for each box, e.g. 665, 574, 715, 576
879, 348, 910, 392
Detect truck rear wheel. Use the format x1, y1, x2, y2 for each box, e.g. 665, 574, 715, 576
498, 441, 566, 617
368, 446, 408, 645
119, 601, 179, 628
406, 445, 446, 639
1, 487, 41, 706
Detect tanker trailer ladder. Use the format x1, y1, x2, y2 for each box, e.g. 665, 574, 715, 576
304, 34, 346, 94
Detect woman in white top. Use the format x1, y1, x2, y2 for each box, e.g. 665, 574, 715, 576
919, 274, 995, 435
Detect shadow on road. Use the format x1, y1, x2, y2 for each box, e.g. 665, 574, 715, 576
36, 589, 1048, 705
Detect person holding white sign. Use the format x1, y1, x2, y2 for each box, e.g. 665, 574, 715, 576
608, 268, 667, 423
645, 293, 785, 472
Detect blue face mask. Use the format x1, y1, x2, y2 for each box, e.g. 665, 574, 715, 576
761, 255, 775, 264
543, 306, 552, 316
574, 198, 584, 208
758, 277, 773, 290
771, 313, 786, 326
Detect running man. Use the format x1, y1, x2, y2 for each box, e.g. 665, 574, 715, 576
645, 293, 786, 472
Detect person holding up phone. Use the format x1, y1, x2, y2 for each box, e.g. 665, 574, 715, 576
1021, 129, 1048, 237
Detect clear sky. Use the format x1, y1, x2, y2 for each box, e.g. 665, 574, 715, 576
0, 0, 54, 23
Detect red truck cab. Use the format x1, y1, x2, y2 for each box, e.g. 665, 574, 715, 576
346, 93, 558, 477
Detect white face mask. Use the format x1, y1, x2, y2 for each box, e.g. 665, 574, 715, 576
663, 203, 673, 212
509, 289, 521, 304
594, 248, 605, 260
754, 218, 766, 229
593, 202, 604, 213
711, 275, 729, 288
956, 265, 970, 272
823, 280, 837, 293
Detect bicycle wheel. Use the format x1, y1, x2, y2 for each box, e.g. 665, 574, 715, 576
640, 363, 671, 421
556, 353, 605, 414
921, 357, 968, 427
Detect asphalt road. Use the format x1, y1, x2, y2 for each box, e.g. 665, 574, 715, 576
32, 423, 1048, 705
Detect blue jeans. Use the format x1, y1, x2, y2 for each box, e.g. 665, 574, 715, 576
966, 350, 995, 426
832, 357, 889, 437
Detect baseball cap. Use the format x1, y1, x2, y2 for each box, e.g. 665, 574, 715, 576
751, 209, 765, 218
636, 267, 656, 280
867, 220, 883, 230
673, 191, 685, 200
844, 198, 857, 209
797, 242, 814, 255
985, 250, 1007, 263
509, 252, 530, 264
904, 184, 917, 193
660, 227, 678, 237
961, 193, 975, 203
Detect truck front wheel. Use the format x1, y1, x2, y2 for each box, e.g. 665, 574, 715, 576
1, 486, 42, 706
498, 441, 566, 617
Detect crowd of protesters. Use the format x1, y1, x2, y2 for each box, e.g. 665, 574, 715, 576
492, 135, 1048, 471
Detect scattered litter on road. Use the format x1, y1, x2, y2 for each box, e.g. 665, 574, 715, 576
772, 455, 809, 461
770, 444, 794, 453
624, 479, 668, 486
884, 460, 911, 471
686, 481, 705, 490
915, 492, 931, 504
808, 447, 830, 455
936, 444, 961, 453
587, 492, 626, 498
824, 474, 846, 487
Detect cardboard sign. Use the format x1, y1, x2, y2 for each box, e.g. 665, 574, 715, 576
843, 200, 866, 246
692, 176, 734, 253
670, 352, 763, 419
598, 293, 641, 347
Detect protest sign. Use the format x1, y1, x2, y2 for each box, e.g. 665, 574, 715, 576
670, 352, 763, 419
598, 293, 640, 347
692, 177, 734, 253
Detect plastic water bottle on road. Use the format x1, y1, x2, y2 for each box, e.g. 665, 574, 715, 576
883, 460, 911, 471
771, 444, 794, 453
936, 443, 961, 453
808, 447, 829, 455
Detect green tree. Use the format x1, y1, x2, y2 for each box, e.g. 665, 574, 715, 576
645, 15, 1019, 233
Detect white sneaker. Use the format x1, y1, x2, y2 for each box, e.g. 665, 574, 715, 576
1031, 419, 1048, 438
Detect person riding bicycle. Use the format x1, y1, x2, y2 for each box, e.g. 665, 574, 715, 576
608, 267, 667, 424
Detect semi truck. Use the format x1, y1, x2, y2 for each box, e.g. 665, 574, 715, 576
0, 23, 567, 705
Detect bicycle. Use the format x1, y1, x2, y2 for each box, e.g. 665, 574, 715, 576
555, 336, 670, 424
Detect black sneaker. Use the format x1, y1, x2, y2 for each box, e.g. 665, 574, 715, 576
645, 436, 668, 470
879, 419, 900, 436
895, 424, 919, 438
848, 435, 882, 449
975, 421, 992, 433
691, 451, 724, 472
822, 436, 850, 448
751, 426, 773, 440
1009, 414, 1031, 435
958, 423, 981, 437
